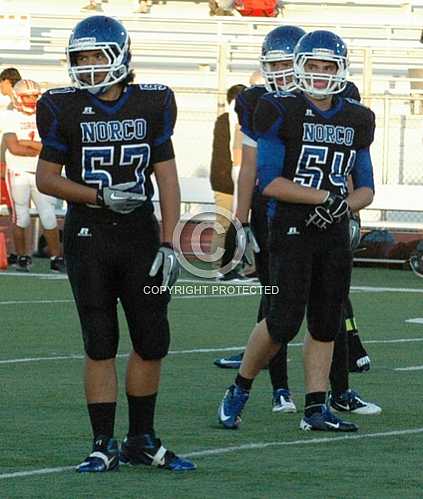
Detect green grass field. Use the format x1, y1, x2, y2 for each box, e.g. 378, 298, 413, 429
1, 261, 423, 498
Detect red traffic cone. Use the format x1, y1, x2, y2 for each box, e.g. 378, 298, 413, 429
0, 232, 8, 270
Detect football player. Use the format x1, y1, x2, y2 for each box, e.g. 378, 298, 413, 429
36, 15, 195, 472
218, 30, 376, 431
0, 67, 22, 263
3, 79, 64, 272
215, 25, 377, 416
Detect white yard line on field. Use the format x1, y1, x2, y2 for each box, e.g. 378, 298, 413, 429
394, 365, 423, 371
2, 283, 423, 308
0, 294, 256, 307
0, 299, 74, 305
1, 427, 422, 480
405, 318, 423, 324
1, 337, 423, 365
1, 270, 423, 294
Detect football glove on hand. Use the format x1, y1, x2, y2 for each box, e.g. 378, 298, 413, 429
149, 243, 180, 287
237, 223, 260, 268
349, 213, 361, 251
97, 182, 146, 214
305, 193, 349, 230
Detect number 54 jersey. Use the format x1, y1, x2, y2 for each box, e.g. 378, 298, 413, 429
254, 91, 375, 221
36, 84, 177, 201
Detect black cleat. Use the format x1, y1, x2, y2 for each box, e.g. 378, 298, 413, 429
16, 255, 32, 272
76, 435, 119, 473
300, 405, 358, 432
329, 390, 382, 415
120, 433, 196, 471
7, 253, 17, 266
50, 256, 66, 273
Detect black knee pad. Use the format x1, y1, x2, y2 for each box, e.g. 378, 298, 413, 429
131, 318, 170, 361
308, 317, 341, 342
308, 303, 344, 343
83, 329, 118, 360
308, 329, 337, 342
266, 317, 300, 344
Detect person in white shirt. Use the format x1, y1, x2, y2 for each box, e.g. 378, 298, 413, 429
3, 79, 64, 272
0, 68, 22, 228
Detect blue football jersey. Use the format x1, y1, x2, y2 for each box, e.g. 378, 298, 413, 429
36, 83, 177, 201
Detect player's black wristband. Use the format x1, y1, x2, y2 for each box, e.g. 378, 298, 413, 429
161, 242, 173, 250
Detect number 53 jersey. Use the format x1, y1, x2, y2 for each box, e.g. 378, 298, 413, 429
36, 83, 177, 201
254, 91, 375, 220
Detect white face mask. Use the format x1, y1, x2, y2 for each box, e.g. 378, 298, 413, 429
260, 53, 296, 94
67, 40, 130, 95
294, 54, 348, 99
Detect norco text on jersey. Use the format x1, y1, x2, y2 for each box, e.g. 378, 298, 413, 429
80, 119, 147, 143
302, 123, 354, 146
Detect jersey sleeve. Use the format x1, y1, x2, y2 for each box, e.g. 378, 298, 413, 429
154, 87, 177, 147
351, 147, 375, 191
235, 90, 256, 140
36, 94, 69, 165
253, 95, 285, 139
151, 87, 177, 164
254, 96, 286, 192
358, 108, 376, 149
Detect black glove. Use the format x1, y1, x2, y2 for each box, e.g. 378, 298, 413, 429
323, 192, 350, 220
96, 181, 146, 214
236, 223, 260, 269
149, 243, 180, 287
305, 193, 349, 230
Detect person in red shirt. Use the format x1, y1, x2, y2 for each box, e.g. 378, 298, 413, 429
216, 0, 283, 17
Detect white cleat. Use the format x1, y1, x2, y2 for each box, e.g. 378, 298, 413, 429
272, 389, 297, 413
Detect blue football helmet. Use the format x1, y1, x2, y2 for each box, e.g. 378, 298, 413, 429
294, 30, 348, 99
260, 25, 306, 94
66, 15, 131, 95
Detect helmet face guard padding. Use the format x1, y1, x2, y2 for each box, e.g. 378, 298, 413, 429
294, 31, 349, 100
12, 79, 41, 114
66, 16, 131, 95
260, 25, 306, 95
